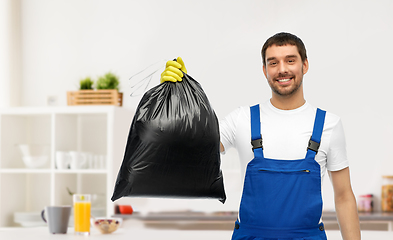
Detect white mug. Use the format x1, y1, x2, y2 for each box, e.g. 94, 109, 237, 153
69, 151, 88, 169
97, 155, 106, 169
55, 151, 70, 169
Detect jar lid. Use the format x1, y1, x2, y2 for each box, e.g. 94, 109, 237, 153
360, 194, 373, 198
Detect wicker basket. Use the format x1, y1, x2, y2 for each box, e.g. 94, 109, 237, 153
67, 90, 123, 106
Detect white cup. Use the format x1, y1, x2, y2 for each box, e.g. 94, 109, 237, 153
88, 154, 95, 169
55, 151, 70, 169
83, 152, 93, 169
69, 151, 88, 170
97, 155, 106, 169
90, 155, 106, 169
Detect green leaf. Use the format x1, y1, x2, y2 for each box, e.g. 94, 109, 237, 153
79, 77, 94, 90
96, 72, 119, 90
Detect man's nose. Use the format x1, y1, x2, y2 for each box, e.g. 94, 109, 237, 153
278, 62, 288, 74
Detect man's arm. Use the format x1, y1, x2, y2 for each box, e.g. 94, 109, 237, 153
220, 142, 225, 153
329, 167, 361, 240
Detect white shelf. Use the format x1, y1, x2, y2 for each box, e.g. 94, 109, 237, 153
0, 169, 52, 174
0, 105, 122, 114
0, 169, 109, 174
54, 169, 107, 174
0, 106, 133, 227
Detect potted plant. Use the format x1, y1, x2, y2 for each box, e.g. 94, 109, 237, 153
79, 77, 94, 90
96, 72, 120, 90
67, 72, 123, 106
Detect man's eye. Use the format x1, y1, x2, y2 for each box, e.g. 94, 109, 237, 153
269, 62, 277, 66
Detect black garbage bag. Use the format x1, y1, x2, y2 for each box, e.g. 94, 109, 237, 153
111, 73, 226, 203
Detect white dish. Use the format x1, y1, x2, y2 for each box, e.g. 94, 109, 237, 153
14, 212, 46, 227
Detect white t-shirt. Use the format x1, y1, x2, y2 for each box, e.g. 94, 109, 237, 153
220, 100, 349, 184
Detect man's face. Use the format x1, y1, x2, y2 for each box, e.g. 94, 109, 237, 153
263, 44, 309, 97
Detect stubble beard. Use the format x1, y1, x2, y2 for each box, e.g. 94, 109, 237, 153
270, 77, 303, 97
269, 67, 304, 97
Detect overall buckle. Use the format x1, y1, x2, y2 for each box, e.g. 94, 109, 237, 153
308, 138, 320, 152
251, 137, 263, 151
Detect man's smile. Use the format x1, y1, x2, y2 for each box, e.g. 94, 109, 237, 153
278, 78, 291, 82
276, 76, 294, 84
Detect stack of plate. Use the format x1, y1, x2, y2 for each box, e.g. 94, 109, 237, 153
14, 212, 46, 227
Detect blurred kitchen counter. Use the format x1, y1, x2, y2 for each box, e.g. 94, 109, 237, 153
115, 210, 393, 221
114, 211, 393, 231
322, 211, 393, 221
323, 211, 393, 231
114, 211, 238, 221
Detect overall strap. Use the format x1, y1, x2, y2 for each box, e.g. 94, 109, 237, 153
250, 104, 264, 158
305, 108, 326, 159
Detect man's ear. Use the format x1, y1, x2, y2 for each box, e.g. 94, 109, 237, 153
303, 59, 309, 74
263, 65, 267, 78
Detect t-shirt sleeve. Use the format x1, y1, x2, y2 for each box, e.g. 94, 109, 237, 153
219, 107, 242, 154
326, 119, 350, 171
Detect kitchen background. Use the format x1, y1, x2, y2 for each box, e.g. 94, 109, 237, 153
1, 0, 393, 219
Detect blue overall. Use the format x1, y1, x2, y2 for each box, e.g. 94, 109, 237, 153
231, 105, 327, 240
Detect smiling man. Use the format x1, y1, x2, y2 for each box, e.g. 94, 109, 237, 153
263, 43, 308, 109
161, 32, 361, 240
222, 33, 360, 240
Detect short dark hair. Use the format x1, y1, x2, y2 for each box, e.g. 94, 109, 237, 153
261, 32, 307, 67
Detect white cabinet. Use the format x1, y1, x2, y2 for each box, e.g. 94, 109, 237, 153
0, 106, 132, 227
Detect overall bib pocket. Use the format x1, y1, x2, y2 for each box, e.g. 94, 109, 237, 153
239, 162, 321, 228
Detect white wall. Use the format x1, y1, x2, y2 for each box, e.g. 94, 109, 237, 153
5, 0, 393, 212
0, 0, 21, 107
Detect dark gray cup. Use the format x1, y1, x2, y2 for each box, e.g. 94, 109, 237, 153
41, 206, 71, 234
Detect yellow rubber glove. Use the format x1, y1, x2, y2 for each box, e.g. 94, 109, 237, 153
160, 57, 187, 83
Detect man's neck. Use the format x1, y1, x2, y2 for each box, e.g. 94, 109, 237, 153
270, 95, 306, 110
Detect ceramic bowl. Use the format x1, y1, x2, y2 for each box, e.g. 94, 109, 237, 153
17, 144, 49, 168
22, 156, 48, 168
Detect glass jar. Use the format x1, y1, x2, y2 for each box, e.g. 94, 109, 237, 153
382, 176, 393, 212
358, 194, 373, 213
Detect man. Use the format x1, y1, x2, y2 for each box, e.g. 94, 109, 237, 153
161, 32, 360, 240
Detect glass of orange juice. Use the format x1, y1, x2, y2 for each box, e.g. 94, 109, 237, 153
73, 194, 91, 235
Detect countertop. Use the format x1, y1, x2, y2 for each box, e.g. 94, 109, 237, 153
114, 211, 393, 222
322, 211, 393, 222
1, 219, 393, 240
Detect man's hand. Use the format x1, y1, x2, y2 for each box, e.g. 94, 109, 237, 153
160, 57, 187, 83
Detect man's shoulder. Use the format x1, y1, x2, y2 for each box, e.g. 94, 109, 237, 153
226, 105, 255, 117
308, 104, 342, 128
